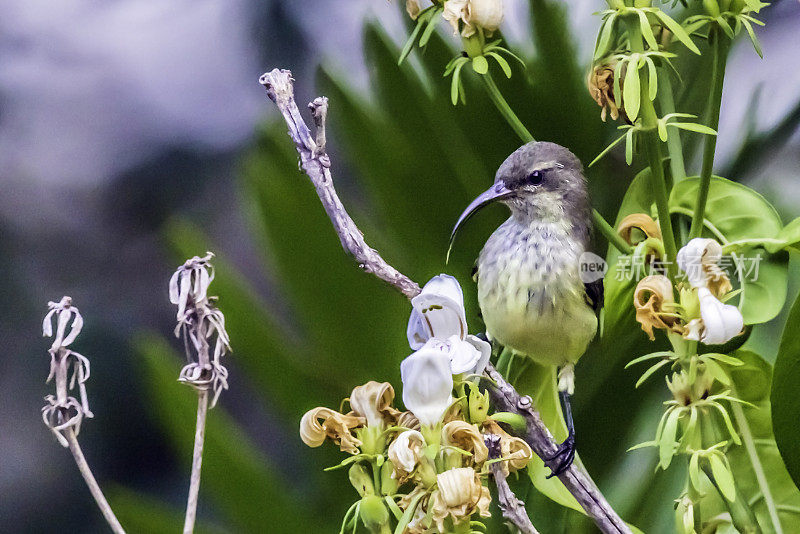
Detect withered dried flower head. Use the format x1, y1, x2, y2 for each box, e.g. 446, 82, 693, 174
588, 63, 621, 122
634, 275, 680, 340
618, 213, 662, 245
300, 407, 364, 454
431, 467, 491, 531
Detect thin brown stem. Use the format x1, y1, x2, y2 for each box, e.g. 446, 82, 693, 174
183, 389, 209, 534
65, 429, 125, 534
259, 67, 631, 534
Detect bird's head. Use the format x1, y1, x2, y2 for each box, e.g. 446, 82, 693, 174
448, 142, 590, 259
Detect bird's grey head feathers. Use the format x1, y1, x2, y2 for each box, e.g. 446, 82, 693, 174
448, 142, 591, 261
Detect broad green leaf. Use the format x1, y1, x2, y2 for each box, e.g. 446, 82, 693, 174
772, 294, 800, 493
516, 363, 584, 514
767, 217, 800, 253
730, 350, 800, 533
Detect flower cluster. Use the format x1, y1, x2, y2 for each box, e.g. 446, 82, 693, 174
300, 275, 532, 533
622, 216, 744, 346
41, 296, 93, 447
169, 252, 231, 407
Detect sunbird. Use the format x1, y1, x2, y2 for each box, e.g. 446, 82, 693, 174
450, 141, 602, 476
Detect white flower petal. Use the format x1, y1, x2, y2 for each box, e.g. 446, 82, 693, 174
406, 309, 429, 350
464, 335, 491, 375
697, 287, 744, 345
401, 340, 454, 426
388, 430, 426, 473
409, 274, 467, 344
677, 238, 724, 288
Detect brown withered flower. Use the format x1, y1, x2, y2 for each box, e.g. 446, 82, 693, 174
300, 407, 364, 454
588, 63, 622, 122
634, 275, 681, 340
618, 213, 662, 245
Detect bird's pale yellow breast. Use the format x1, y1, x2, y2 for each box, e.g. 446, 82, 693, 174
477, 216, 597, 366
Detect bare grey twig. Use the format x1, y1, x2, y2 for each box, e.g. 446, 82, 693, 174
259, 69, 421, 300
259, 67, 630, 534
484, 365, 631, 534
486, 434, 540, 534
66, 429, 126, 534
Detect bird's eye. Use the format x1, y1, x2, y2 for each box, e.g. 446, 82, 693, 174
527, 170, 543, 185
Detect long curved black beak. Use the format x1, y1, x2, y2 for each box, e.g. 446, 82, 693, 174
447, 181, 514, 263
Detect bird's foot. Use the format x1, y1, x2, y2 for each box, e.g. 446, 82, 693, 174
544, 431, 575, 478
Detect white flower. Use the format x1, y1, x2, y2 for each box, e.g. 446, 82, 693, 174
677, 239, 743, 345
677, 238, 723, 289
401, 340, 454, 426
442, 0, 469, 35
685, 287, 744, 345
466, 0, 504, 35
442, 0, 504, 38
407, 274, 491, 376
407, 274, 467, 348
388, 430, 426, 476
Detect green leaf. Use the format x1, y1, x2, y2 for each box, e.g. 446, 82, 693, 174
660, 408, 681, 469
451, 63, 463, 105
486, 52, 512, 78
652, 10, 701, 54
636, 358, 671, 388
689, 453, 702, 490
730, 350, 800, 533
767, 217, 800, 253
740, 18, 764, 58
772, 294, 800, 492
517, 362, 584, 515
398, 16, 425, 65
594, 13, 618, 60
645, 56, 658, 101
667, 122, 718, 136
589, 129, 628, 167
471, 55, 489, 74
418, 11, 440, 48
637, 10, 659, 51
709, 454, 736, 502
625, 125, 635, 165
623, 56, 641, 121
